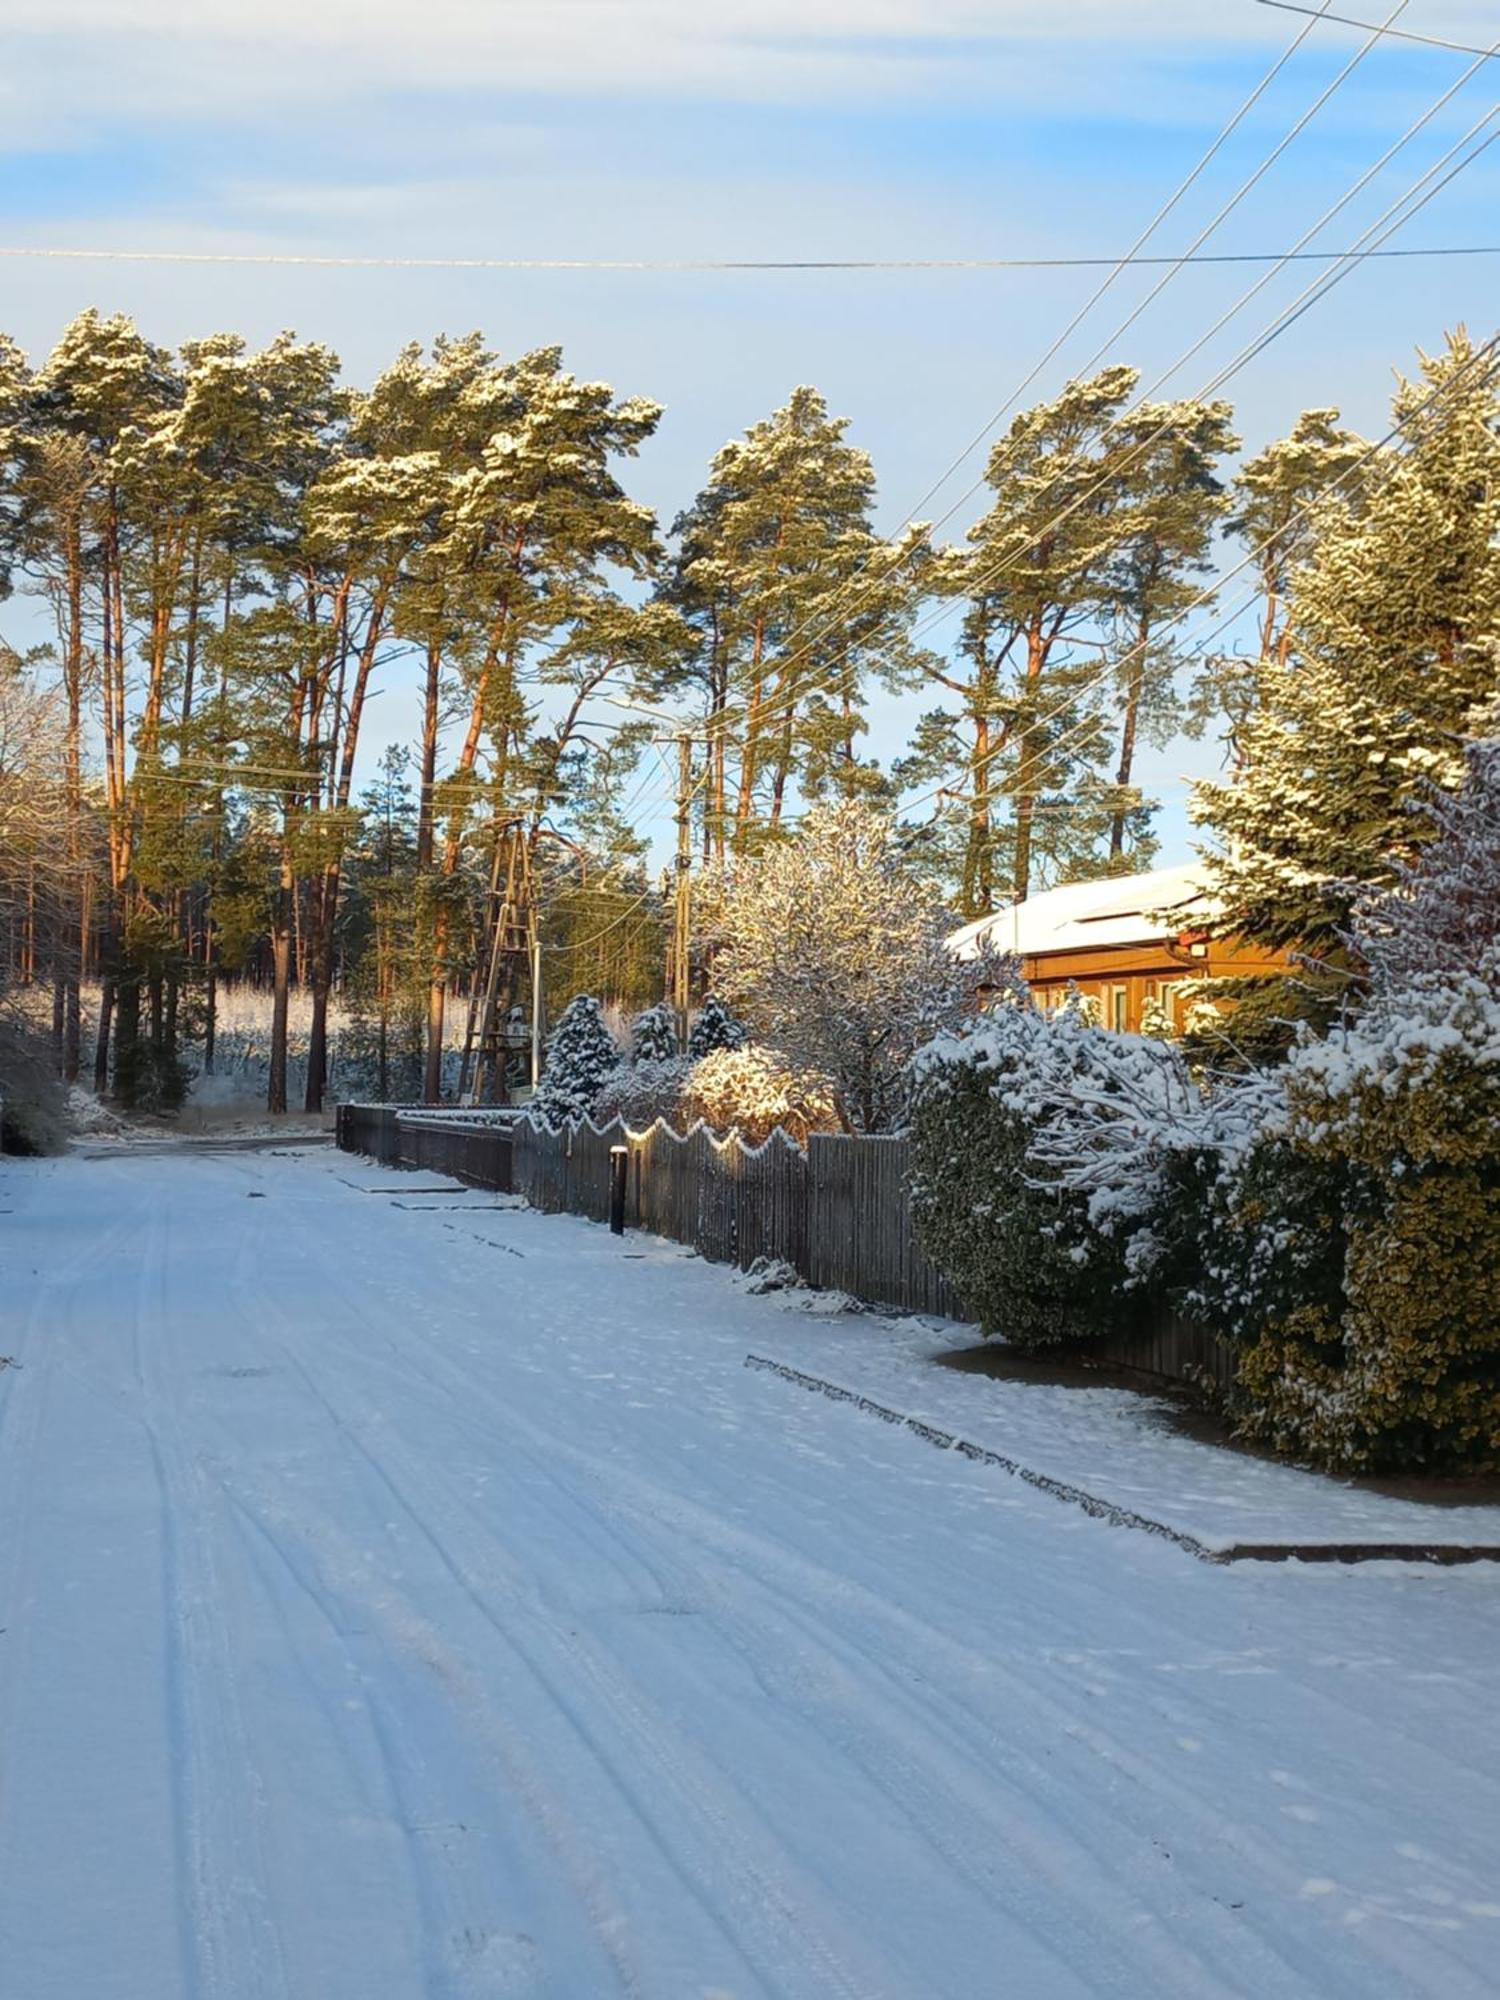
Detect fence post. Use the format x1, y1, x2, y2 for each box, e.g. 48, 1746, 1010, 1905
609, 1145, 628, 1236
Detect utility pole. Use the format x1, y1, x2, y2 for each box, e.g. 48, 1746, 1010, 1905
530, 920, 544, 1090
672, 731, 693, 1051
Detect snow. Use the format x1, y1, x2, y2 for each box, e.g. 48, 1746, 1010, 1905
738, 1312, 1500, 1557
3, 1147, 1500, 1999
948, 862, 1215, 960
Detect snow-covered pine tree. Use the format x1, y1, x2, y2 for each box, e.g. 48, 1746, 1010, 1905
898, 371, 1234, 915
630, 1001, 680, 1063
1190, 407, 1365, 766
686, 994, 747, 1059
531, 995, 620, 1127
657, 386, 929, 858
1195, 332, 1500, 961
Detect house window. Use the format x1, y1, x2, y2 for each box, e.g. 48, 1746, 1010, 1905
1109, 985, 1128, 1032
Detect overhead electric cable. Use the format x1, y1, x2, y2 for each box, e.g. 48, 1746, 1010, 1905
5, 244, 1497, 272
627, 0, 1471, 818
895, 328, 1500, 825
624, 72, 1500, 831
709, 8, 1487, 766
1255, 1, 1500, 59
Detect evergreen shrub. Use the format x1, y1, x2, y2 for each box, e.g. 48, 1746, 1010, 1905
909, 1002, 1139, 1346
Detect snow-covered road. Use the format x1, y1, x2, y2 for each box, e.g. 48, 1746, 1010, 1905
2, 1147, 1498, 2000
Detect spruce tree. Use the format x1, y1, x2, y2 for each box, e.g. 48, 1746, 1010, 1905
687, 994, 747, 1059
532, 994, 620, 1126
630, 1001, 679, 1063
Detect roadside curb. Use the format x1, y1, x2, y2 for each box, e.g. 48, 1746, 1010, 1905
744, 1355, 1500, 1568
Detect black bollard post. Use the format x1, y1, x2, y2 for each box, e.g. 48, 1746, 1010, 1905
609, 1145, 628, 1237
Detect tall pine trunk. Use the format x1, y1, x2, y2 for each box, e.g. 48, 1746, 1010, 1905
1109, 612, 1150, 861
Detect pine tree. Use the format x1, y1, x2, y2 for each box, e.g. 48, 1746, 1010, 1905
1103, 399, 1238, 860
532, 993, 620, 1126
659, 386, 928, 857
1191, 406, 1364, 765
900, 369, 1224, 914
416, 347, 667, 1098
1196, 331, 1500, 960
687, 993, 747, 1059
28, 310, 180, 1095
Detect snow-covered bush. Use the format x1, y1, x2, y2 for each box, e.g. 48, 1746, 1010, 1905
1172, 1119, 1357, 1357
530, 995, 621, 1128
714, 800, 1021, 1131
1025, 1025, 1280, 1295
909, 999, 1146, 1345
630, 1001, 680, 1064
687, 994, 747, 1061
680, 1042, 840, 1146
1230, 955, 1500, 1471
1221, 727, 1500, 1471
592, 1054, 694, 1130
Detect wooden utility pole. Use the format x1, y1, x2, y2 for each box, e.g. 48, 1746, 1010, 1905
672, 733, 693, 1049
464, 820, 538, 1106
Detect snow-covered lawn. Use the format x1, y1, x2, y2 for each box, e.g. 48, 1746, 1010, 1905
2, 1149, 1498, 1999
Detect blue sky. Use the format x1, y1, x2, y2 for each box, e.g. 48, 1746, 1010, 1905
2, 0, 1496, 869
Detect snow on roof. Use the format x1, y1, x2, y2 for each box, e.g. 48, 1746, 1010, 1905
948, 862, 1217, 961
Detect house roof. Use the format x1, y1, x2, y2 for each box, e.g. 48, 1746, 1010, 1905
947, 862, 1217, 962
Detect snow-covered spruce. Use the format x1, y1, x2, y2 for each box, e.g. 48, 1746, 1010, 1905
629, 1001, 681, 1064
686, 994, 747, 1061
1195, 335, 1500, 972
530, 995, 621, 1128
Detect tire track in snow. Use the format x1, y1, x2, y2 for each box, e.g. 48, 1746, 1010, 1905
314, 1317, 1282, 1998
248, 1188, 1275, 1998
240, 1286, 885, 2000
132, 1189, 292, 2000
218, 1474, 557, 2000
288, 1166, 1499, 2000
0, 1188, 147, 1952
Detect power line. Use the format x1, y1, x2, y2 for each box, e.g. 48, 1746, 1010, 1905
617, 0, 1368, 792
545, 884, 660, 954
896, 327, 1500, 827
627, 0, 1467, 818
751, 2, 1478, 717
3, 244, 1498, 273
903, 96, 1500, 654
630, 66, 1500, 827
1255, 1, 1500, 59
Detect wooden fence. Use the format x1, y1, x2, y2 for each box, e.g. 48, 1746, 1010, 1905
336, 1105, 514, 1190
337, 1105, 1237, 1391
806, 1133, 962, 1318
511, 1116, 810, 1273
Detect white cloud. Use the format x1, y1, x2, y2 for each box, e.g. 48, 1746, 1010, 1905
1, 0, 1283, 134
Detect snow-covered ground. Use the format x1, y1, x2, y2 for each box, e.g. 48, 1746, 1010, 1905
737, 1315, 1500, 1557
2, 1149, 1499, 1999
